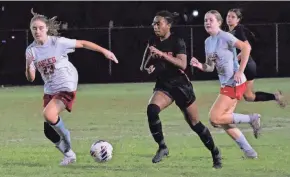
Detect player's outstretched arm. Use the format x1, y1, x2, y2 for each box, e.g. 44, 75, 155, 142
75, 40, 118, 64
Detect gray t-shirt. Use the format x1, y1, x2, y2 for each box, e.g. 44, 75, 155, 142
26, 36, 78, 94
204, 30, 246, 86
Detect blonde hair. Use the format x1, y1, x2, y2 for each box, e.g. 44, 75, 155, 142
206, 10, 223, 26
30, 8, 63, 36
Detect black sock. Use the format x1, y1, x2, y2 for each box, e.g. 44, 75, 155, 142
254, 92, 276, 102
149, 121, 167, 149
44, 122, 60, 143
190, 122, 216, 152
147, 104, 166, 149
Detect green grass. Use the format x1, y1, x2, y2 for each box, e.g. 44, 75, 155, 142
0, 78, 290, 177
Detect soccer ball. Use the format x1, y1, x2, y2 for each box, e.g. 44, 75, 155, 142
90, 140, 113, 162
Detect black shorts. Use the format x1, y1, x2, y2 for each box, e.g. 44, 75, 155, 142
153, 75, 196, 109
243, 56, 257, 81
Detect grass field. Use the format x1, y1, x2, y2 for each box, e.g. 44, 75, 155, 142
0, 78, 290, 177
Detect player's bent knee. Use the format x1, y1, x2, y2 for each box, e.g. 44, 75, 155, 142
147, 104, 161, 123
209, 111, 222, 127
42, 108, 58, 124
243, 93, 255, 102
209, 120, 220, 128
181, 108, 199, 125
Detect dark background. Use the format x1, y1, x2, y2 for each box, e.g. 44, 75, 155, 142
0, 1, 289, 85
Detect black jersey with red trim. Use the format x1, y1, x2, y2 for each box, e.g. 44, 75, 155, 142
147, 34, 188, 82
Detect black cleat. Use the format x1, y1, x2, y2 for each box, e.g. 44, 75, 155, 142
152, 148, 169, 163
211, 147, 222, 169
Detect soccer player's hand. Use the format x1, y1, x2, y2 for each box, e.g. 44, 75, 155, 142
149, 46, 163, 58
145, 65, 155, 74
190, 57, 202, 69
234, 71, 243, 84
103, 50, 119, 64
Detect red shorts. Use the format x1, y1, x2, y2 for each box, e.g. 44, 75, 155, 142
220, 83, 246, 100
43, 91, 77, 112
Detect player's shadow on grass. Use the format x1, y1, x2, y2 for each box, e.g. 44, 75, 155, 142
3, 161, 46, 168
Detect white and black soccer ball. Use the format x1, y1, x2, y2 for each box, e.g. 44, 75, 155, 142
90, 140, 113, 162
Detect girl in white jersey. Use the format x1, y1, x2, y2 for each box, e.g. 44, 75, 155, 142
190, 10, 261, 159
25, 9, 118, 166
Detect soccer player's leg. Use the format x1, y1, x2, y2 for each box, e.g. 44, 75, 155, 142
246, 80, 286, 107
243, 59, 286, 107
147, 89, 173, 163
173, 83, 222, 169
43, 92, 76, 166
221, 124, 257, 159
211, 86, 261, 138
243, 59, 258, 102
209, 94, 259, 158
243, 80, 256, 102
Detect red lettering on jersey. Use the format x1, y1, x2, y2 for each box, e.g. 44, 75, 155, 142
47, 57, 56, 64
36, 57, 56, 68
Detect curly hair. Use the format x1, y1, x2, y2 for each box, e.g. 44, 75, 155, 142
155, 10, 179, 25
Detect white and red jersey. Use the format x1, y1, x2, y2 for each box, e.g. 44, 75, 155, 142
26, 36, 78, 94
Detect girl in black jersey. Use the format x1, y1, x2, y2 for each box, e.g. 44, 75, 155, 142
140, 10, 222, 169
226, 8, 286, 108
